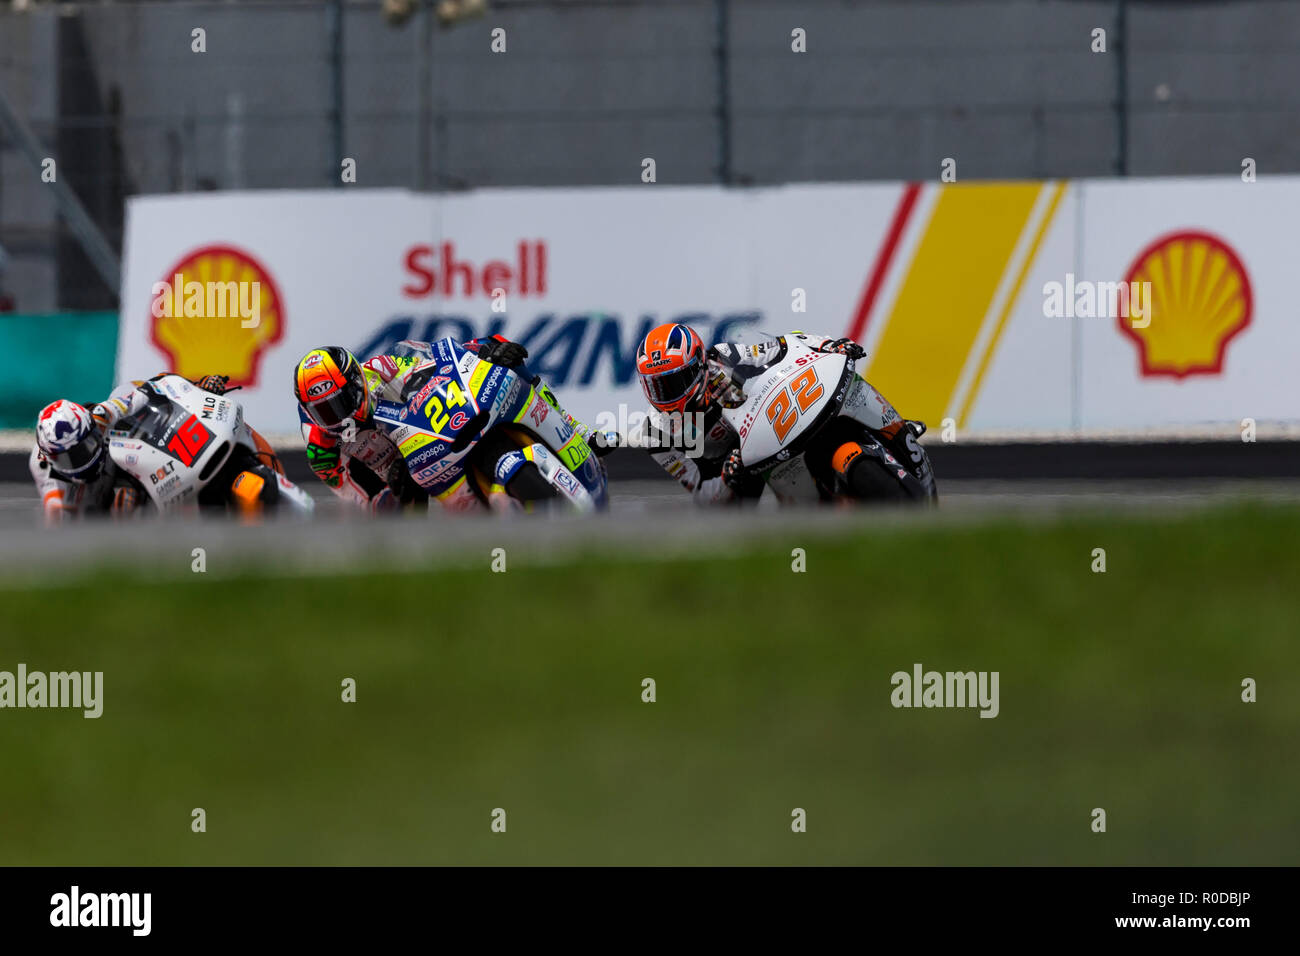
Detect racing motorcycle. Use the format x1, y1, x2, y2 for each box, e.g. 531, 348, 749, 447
723, 333, 937, 504
106, 374, 315, 515
371, 338, 609, 512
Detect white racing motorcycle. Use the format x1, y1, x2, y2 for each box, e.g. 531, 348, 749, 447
106, 374, 315, 515
722, 334, 937, 504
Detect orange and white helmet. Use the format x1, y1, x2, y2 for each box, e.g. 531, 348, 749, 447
293, 347, 370, 431
635, 323, 707, 414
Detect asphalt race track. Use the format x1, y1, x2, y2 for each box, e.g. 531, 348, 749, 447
0, 476, 1297, 585
2, 429, 1296, 580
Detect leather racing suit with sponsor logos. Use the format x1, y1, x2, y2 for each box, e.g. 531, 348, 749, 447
29, 442, 136, 520
300, 338, 594, 511
646, 332, 933, 505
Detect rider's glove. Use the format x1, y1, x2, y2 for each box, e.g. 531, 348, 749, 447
720, 448, 746, 492
586, 429, 620, 459
90, 403, 113, 434
639, 418, 668, 454
193, 374, 235, 395
386, 456, 426, 505
705, 364, 743, 408
818, 338, 866, 361
720, 448, 766, 500
476, 339, 529, 370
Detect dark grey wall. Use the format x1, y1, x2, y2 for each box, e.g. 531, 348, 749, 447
0, 10, 58, 311
2, 0, 1298, 308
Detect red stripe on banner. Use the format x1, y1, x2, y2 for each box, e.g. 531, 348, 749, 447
846, 182, 922, 343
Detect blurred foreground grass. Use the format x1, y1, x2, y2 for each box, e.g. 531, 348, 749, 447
1, 503, 1297, 864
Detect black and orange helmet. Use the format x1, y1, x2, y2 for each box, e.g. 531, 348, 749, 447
293, 347, 369, 431
635, 323, 706, 414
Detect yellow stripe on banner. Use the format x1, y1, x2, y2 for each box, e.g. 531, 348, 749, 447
957, 181, 1068, 429
864, 183, 1044, 428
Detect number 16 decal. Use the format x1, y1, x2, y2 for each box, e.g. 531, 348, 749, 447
765, 368, 824, 442
166, 414, 213, 466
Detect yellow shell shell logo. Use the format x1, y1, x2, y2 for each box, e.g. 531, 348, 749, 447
1119, 231, 1251, 378
149, 245, 284, 386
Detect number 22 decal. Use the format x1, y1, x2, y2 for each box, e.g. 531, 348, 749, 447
765, 368, 824, 443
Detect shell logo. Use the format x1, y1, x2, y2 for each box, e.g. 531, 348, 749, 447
149, 245, 284, 386
1119, 230, 1252, 379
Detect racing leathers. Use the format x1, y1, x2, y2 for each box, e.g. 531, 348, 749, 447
643, 332, 934, 505
300, 338, 595, 512
29, 442, 132, 520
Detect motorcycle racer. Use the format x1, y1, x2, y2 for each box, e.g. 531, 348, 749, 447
293, 336, 601, 512
633, 323, 935, 505
30, 373, 239, 521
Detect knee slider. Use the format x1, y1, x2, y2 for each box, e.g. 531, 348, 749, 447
231, 465, 280, 514
831, 441, 866, 479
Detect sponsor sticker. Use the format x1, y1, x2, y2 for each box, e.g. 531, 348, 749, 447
494, 451, 525, 483
408, 440, 449, 467
770, 456, 804, 483
529, 399, 549, 427
467, 361, 489, 398
554, 470, 580, 495
365, 355, 399, 378
410, 376, 450, 412
149, 460, 177, 484
413, 459, 458, 483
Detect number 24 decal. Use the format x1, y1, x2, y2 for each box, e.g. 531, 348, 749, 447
423, 379, 469, 433
765, 368, 824, 443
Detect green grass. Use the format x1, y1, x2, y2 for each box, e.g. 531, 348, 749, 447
1, 503, 1298, 864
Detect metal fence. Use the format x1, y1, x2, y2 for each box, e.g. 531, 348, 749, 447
2, 0, 1298, 310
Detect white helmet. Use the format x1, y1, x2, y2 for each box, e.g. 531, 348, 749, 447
36, 400, 105, 479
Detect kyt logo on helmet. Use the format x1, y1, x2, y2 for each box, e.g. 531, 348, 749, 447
293, 347, 371, 432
